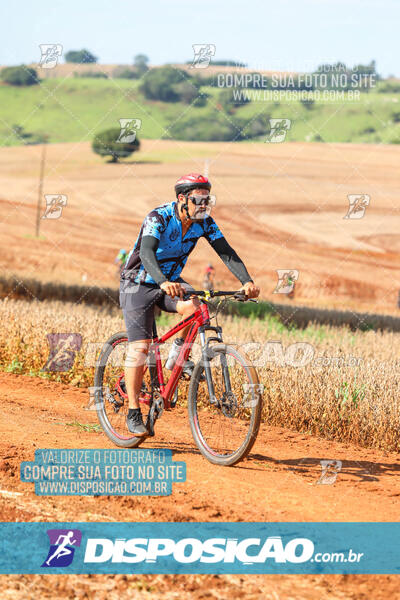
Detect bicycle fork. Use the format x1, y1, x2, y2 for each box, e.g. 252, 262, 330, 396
199, 326, 232, 406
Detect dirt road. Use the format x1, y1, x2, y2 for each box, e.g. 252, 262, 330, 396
1, 372, 400, 597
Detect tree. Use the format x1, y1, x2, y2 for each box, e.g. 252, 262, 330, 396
65, 49, 98, 64
241, 115, 270, 138
210, 60, 247, 67
353, 59, 377, 76
300, 98, 315, 110
169, 112, 269, 142
113, 67, 139, 79
12, 124, 46, 144
92, 128, 140, 163
73, 71, 107, 78
134, 54, 149, 75
1, 65, 39, 86
192, 92, 209, 107
377, 80, 400, 93
218, 88, 250, 113
173, 80, 205, 105
391, 111, 400, 123
169, 113, 244, 141
140, 66, 187, 102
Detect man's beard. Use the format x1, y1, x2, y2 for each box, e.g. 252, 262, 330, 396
191, 206, 210, 220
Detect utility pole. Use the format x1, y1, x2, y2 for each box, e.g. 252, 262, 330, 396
36, 136, 48, 237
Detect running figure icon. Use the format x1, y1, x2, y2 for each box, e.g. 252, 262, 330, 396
41, 529, 82, 568
45, 531, 77, 566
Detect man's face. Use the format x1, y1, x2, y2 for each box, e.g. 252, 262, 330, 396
178, 188, 213, 220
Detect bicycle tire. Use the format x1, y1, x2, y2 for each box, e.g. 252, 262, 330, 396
94, 331, 151, 448
187, 343, 262, 466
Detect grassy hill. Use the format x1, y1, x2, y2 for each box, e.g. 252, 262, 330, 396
1, 76, 400, 146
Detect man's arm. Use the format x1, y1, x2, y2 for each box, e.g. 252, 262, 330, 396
210, 237, 253, 285
140, 236, 167, 285
140, 236, 183, 297
210, 237, 259, 298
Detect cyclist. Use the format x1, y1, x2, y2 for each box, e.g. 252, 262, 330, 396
203, 263, 215, 291
115, 249, 128, 275
120, 173, 260, 435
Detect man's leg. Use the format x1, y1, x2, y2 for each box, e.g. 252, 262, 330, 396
124, 301, 196, 409
124, 340, 150, 436
124, 339, 151, 409
120, 282, 159, 435
175, 297, 200, 340
158, 279, 200, 341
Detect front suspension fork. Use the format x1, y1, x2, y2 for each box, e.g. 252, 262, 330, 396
200, 326, 232, 404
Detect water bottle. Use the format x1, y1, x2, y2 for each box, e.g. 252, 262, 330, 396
165, 338, 184, 370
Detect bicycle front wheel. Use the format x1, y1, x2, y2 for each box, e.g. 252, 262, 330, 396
188, 344, 263, 466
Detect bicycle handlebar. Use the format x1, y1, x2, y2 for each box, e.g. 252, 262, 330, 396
182, 290, 258, 302
160, 286, 258, 303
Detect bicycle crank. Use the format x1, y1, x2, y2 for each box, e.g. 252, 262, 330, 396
146, 392, 164, 437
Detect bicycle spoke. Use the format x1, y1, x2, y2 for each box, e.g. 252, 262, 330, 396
192, 349, 260, 460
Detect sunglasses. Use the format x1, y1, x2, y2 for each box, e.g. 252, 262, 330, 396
187, 194, 216, 207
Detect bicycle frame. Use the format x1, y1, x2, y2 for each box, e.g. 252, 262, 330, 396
150, 301, 211, 409
96, 288, 262, 462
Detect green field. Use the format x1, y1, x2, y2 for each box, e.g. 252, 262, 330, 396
1, 77, 400, 146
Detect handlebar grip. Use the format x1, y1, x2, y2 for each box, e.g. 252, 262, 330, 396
233, 291, 246, 302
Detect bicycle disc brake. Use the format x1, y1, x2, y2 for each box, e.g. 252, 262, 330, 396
105, 388, 124, 414
221, 391, 238, 418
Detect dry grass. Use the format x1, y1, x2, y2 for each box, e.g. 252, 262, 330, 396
4, 274, 400, 332
1, 298, 400, 452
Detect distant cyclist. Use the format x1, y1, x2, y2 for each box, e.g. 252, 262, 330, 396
203, 263, 215, 291
120, 173, 260, 436
115, 249, 128, 275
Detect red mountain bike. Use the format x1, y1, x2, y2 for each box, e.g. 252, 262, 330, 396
93, 290, 263, 466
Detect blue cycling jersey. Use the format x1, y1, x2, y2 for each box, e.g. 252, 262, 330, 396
123, 202, 224, 284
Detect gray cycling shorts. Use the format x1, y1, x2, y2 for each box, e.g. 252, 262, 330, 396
119, 278, 194, 342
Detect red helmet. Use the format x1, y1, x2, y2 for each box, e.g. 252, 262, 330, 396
175, 173, 211, 198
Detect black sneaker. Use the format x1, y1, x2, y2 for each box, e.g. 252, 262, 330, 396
126, 410, 148, 436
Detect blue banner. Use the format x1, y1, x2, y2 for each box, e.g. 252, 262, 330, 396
0, 522, 399, 574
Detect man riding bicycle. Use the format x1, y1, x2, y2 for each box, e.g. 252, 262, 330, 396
203, 263, 216, 291
120, 173, 260, 436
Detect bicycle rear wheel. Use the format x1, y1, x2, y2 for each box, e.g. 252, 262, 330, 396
188, 344, 263, 466
93, 331, 154, 448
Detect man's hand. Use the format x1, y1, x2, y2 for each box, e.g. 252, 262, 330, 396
240, 281, 260, 299
160, 281, 184, 299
